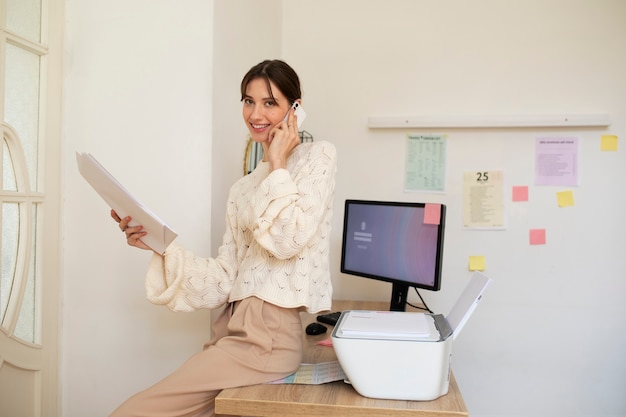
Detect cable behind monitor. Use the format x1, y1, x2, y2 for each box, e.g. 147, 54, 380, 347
406, 286, 433, 313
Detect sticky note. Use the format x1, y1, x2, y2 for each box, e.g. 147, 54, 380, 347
601, 134, 618, 151
468, 256, 486, 271
424, 203, 441, 225
512, 186, 529, 202
529, 229, 546, 245
317, 338, 333, 347
556, 190, 575, 207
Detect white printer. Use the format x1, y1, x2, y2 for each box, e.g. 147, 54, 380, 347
331, 272, 492, 401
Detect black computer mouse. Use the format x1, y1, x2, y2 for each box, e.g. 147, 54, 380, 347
305, 322, 327, 335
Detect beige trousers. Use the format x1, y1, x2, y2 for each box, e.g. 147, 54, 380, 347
109, 297, 303, 417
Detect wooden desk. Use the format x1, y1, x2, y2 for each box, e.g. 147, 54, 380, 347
215, 300, 468, 417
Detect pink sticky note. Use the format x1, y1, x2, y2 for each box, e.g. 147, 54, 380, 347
529, 229, 546, 245
424, 203, 441, 225
317, 338, 333, 347
512, 186, 529, 202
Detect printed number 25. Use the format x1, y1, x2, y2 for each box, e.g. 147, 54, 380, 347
476, 172, 489, 182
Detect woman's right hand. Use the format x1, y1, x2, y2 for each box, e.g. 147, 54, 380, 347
110, 209, 152, 251
266, 106, 301, 171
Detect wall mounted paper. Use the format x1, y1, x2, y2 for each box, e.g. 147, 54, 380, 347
462, 170, 505, 229
535, 137, 579, 186
405, 134, 446, 192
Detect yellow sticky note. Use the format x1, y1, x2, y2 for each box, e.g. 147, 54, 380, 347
601, 135, 618, 151
556, 190, 575, 207
468, 256, 486, 271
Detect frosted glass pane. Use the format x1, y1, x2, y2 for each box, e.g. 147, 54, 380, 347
6, 0, 42, 42
1, 203, 19, 327
14, 205, 39, 344
3, 140, 17, 191
4, 44, 40, 191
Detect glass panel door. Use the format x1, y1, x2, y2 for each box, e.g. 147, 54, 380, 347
0, 0, 61, 414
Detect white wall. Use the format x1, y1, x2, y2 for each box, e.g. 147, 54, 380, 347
61, 0, 626, 416
280, 1, 626, 416
211, 0, 283, 252
62, 1, 214, 415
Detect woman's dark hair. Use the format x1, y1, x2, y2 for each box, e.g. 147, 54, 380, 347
240, 60, 302, 105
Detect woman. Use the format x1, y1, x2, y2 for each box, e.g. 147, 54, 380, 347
109, 59, 337, 417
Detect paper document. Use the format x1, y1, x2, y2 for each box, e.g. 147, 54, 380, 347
76, 152, 177, 254
339, 311, 431, 338
267, 361, 346, 385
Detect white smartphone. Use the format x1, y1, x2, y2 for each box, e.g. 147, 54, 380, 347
284, 101, 306, 130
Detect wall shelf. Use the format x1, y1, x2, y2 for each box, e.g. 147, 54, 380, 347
367, 114, 611, 129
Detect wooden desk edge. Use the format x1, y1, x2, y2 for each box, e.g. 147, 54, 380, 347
216, 378, 467, 417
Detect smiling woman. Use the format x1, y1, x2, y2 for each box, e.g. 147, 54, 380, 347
240, 60, 310, 176
108, 59, 337, 417
240, 62, 303, 172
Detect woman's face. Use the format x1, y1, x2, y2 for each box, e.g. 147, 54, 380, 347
242, 78, 291, 144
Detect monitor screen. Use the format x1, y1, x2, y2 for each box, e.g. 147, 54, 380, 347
340, 200, 446, 311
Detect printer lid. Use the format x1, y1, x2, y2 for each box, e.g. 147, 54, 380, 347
332, 272, 492, 342
446, 272, 492, 340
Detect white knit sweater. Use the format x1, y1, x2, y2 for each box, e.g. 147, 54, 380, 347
144, 141, 337, 314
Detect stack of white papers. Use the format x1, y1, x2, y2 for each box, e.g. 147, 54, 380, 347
76, 152, 177, 254
338, 311, 434, 340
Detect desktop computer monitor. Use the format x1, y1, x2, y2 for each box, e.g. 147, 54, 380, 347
340, 199, 446, 311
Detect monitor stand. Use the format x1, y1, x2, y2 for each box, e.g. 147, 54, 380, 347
389, 282, 409, 312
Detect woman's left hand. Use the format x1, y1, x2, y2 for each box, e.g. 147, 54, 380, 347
266, 107, 300, 171
111, 209, 153, 252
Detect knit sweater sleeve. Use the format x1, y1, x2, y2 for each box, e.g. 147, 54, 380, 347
251, 141, 337, 260
144, 222, 238, 312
